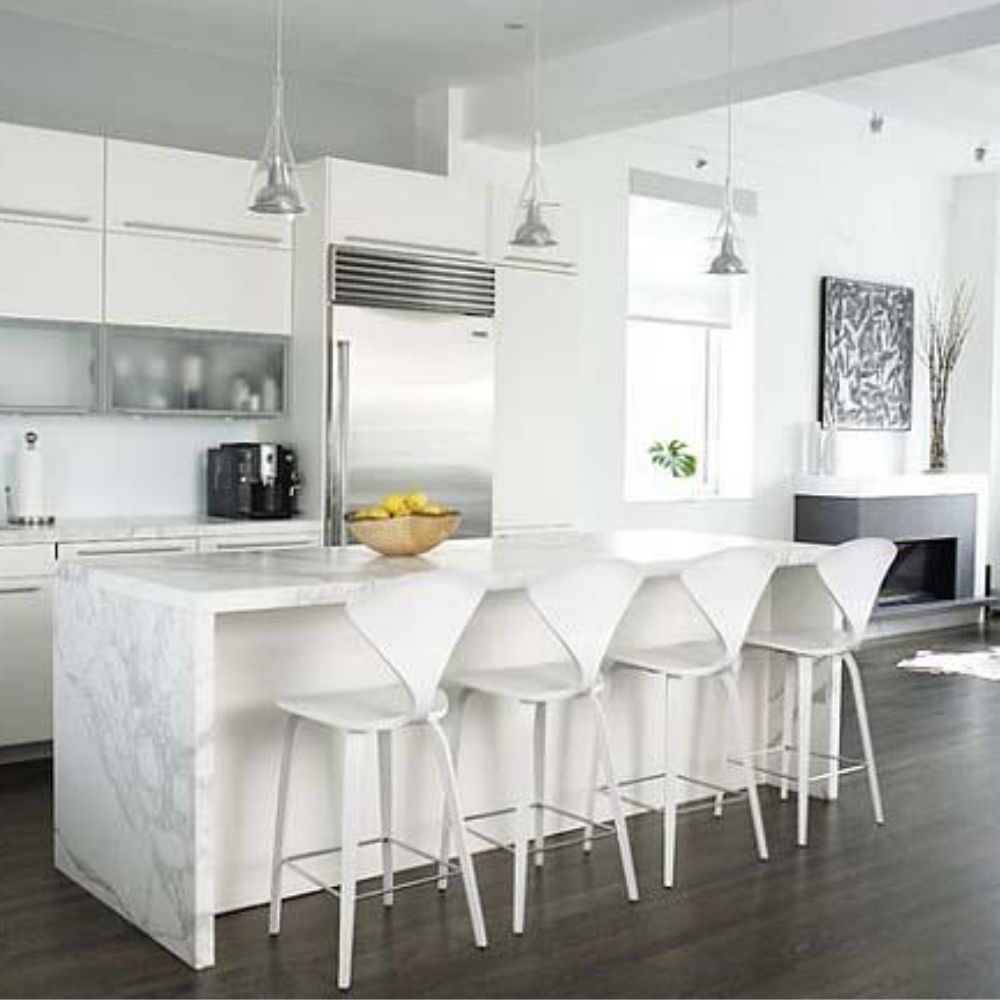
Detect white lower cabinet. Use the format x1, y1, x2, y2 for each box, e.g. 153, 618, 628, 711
105, 232, 292, 334
0, 545, 56, 749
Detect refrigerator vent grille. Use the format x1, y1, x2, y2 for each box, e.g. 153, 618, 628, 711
331, 246, 495, 317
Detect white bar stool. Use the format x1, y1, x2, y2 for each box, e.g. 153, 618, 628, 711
744, 537, 895, 847
591, 548, 778, 889
267, 572, 489, 991
437, 560, 643, 935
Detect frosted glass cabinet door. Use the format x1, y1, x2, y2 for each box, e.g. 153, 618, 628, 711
105, 233, 292, 334
0, 319, 100, 412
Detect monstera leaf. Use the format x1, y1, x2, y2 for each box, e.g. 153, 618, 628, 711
648, 439, 698, 478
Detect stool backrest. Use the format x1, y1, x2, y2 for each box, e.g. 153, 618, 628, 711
528, 559, 643, 690
817, 537, 897, 638
346, 571, 486, 717
681, 547, 779, 658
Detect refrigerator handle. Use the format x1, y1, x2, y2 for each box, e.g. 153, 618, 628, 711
330, 340, 351, 545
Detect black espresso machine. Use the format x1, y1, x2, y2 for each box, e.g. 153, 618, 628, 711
207, 443, 301, 519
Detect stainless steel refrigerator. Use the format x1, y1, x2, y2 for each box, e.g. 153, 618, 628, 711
325, 246, 496, 546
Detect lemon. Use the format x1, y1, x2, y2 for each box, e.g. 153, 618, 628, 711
422, 503, 448, 516
381, 494, 408, 517
366, 508, 390, 520
405, 491, 429, 512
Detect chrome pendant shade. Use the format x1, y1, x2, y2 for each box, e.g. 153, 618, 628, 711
708, 0, 746, 276
249, 0, 305, 216
511, 2, 558, 248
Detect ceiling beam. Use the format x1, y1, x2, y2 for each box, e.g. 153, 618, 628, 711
462, 0, 1000, 145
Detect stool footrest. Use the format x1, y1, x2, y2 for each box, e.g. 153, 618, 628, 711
462, 802, 617, 857
728, 744, 867, 785
280, 836, 460, 903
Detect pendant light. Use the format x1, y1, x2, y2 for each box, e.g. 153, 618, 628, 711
249, 0, 306, 216
511, 0, 558, 248
708, 0, 747, 276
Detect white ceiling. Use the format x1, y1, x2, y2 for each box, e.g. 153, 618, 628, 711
0, 0, 738, 96
815, 42, 1000, 169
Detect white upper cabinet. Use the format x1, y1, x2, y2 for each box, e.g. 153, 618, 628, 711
493, 267, 580, 531
327, 159, 487, 260
0, 122, 103, 229
105, 232, 292, 334
488, 185, 580, 272
0, 123, 103, 321
106, 139, 292, 249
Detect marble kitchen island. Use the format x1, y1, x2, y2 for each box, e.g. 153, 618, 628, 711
54, 530, 839, 969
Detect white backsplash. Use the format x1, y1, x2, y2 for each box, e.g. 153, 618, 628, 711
0, 416, 268, 519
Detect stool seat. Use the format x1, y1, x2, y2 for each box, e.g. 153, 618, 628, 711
277, 685, 448, 733
452, 662, 602, 703
615, 640, 729, 678
746, 626, 855, 658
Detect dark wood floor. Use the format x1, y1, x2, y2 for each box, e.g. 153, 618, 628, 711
3, 627, 1000, 999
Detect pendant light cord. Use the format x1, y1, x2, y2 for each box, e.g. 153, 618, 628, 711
531, 0, 542, 180
273, 0, 285, 113
725, 0, 734, 211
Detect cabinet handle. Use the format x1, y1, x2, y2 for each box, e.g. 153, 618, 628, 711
343, 235, 481, 259
0, 206, 91, 225
503, 254, 576, 270
0, 585, 43, 596
121, 220, 285, 246
213, 540, 312, 551
70, 545, 190, 557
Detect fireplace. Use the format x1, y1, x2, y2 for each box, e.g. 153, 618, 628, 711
794, 489, 979, 615
878, 537, 958, 608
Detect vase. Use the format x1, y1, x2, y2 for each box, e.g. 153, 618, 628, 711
928, 400, 948, 473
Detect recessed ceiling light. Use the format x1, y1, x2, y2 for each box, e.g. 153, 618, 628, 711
504, 21, 526, 30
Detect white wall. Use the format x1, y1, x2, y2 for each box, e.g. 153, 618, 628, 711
456, 101, 952, 539
0, 417, 266, 519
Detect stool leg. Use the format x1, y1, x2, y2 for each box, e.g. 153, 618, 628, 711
337, 732, 364, 992
533, 702, 547, 868
590, 690, 639, 902
661, 675, 677, 889
268, 715, 299, 936
780, 658, 795, 802
437, 688, 469, 892
427, 718, 488, 949
713, 792, 724, 819
721, 667, 769, 863
377, 730, 394, 907
844, 652, 885, 825
796, 656, 813, 848
513, 701, 534, 935
582, 690, 603, 855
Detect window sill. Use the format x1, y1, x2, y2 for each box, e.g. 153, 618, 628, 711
623, 491, 752, 506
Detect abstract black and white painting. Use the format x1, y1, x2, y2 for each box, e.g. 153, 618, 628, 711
819, 276, 914, 430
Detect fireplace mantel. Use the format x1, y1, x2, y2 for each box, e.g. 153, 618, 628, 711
794, 473, 988, 499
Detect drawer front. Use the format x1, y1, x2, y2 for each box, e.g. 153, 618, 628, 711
198, 533, 320, 553
58, 538, 198, 562
0, 544, 57, 578
0, 576, 53, 746
105, 232, 292, 334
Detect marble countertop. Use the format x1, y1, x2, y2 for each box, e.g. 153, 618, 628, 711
57, 529, 829, 613
0, 516, 322, 548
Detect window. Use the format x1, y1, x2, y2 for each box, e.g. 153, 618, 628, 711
624, 189, 753, 502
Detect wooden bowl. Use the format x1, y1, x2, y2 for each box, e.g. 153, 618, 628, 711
345, 512, 461, 557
